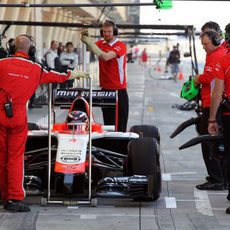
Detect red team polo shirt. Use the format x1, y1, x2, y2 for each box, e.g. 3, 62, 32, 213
199, 46, 226, 107
0, 51, 70, 105
214, 52, 230, 98
222, 40, 230, 51
96, 38, 127, 90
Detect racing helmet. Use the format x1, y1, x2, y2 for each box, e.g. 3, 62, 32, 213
180, 76, 199, 101
67, 110, 88, 123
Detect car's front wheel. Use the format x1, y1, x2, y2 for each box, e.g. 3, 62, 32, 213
127, 137, 161, 201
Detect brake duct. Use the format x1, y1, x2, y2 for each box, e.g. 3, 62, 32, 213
170, 116, 201, 138
179, 134, 223, 150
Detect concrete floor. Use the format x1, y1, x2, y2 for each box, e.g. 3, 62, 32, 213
1, 60, 230, 230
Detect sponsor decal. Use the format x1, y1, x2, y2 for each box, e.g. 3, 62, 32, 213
60, 149, 82, 155
56, 90, 116, 99
60, 156, 81, 163
55, 161, 86, 173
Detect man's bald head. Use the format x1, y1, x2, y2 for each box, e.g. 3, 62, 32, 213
15, 35, 31, 54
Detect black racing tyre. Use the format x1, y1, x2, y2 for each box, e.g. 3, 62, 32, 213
128, 137, 161, 201
130, 125, 160, 143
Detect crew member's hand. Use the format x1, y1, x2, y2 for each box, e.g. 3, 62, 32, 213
208, 122, 218, 135
81, 35, 102, 57
69, 70, 90, 80
81, 29, 89, 36
81, 35, 93, 46
193, 75, 200, 86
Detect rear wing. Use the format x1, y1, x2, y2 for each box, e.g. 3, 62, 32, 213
54, 88, 117, 109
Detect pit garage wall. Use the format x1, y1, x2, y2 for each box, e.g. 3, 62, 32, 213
0, 0, 98, 57
0, 0, 129, 85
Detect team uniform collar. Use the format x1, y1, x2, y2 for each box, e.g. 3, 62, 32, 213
207, 45, 224, 57
102, 38, 119, 46
14, 51, 29, 59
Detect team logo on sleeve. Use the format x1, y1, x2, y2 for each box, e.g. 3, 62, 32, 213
114, 46, 121, 52
205, 66, 212, 73
214, 63, 221, 72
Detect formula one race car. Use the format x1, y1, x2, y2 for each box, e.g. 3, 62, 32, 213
24, 87, 161, 205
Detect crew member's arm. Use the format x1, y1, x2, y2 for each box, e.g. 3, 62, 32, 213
194, 64, 215, 86
39, 66, 89, 84
208, 78, 224, 134
193, 74, 200, 86
98, 50, 117, 62
81, 32, 117, 62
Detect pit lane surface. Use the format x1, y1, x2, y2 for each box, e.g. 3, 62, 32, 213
1, 61, 230, 230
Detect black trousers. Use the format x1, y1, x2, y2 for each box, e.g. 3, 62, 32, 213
200, 108, 225, 183
102, 89, 129, 132
222, 115, 230, 188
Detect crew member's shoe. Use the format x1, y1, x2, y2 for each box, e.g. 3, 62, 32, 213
196, 181, 227, 190
205, 176, 216, 183
3, 200, 31, 212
